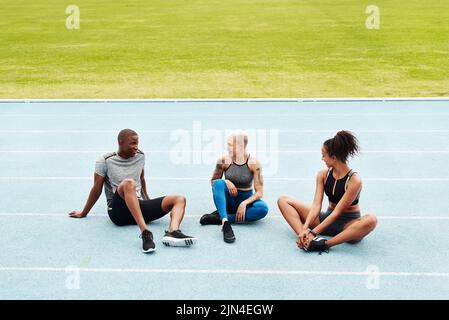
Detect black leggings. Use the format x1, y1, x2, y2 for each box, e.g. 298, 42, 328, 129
107, 191, 167, 226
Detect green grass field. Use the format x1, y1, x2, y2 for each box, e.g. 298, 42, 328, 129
1, 0, 448, 98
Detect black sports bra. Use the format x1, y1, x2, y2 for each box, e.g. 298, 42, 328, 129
324, 169, 360, 206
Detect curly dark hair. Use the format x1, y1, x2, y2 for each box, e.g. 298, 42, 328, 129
323, 130, 360, 163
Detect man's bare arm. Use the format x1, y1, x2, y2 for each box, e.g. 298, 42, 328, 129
69, 173, 105, 218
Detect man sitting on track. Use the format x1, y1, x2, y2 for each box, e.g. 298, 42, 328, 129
69, 128, 198, 253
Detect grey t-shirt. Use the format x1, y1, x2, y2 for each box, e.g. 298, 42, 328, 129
95, 151, 145, 207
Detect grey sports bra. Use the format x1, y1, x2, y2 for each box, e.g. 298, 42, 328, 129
224, 155, 254, 188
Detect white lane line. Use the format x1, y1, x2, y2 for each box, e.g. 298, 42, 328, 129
2, 129, 449, 133
0, 213, 448, 220
0, 113, 449, 117
0, 266, 448, 278
185, 215, 449, 220
0, 213, 108, 217
1, 150, 449, 154
376, 216, 449, 220
0, 177, 448, 182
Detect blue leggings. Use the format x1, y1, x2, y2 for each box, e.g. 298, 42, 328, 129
212, 179, 269, 223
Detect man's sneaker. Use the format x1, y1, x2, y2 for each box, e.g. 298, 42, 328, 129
200, 210, 221, 225
162, 230, 198, 247
140, 229, 156, 253
222, 221, 236, 243
304, 237, 329, 254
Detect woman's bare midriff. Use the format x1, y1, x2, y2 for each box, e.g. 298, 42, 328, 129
328, 202, 360, 212
237, 186, 253, 191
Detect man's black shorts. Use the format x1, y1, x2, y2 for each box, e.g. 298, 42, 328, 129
107, 191, 167, 226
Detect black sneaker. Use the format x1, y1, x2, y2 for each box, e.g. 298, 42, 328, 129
222, 221, 236, 243
199, 210, 221, 225
162, 230, 198, 247
140, 229, 156, 253
304, 237, 329, 254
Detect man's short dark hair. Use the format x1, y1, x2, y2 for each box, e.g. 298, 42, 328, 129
118, 129, 138, 142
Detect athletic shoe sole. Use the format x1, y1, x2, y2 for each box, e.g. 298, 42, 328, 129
142, 247, 156, 253
162, 236, 198, 247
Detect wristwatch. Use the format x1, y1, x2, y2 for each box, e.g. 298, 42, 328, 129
308, 228, 317, 236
